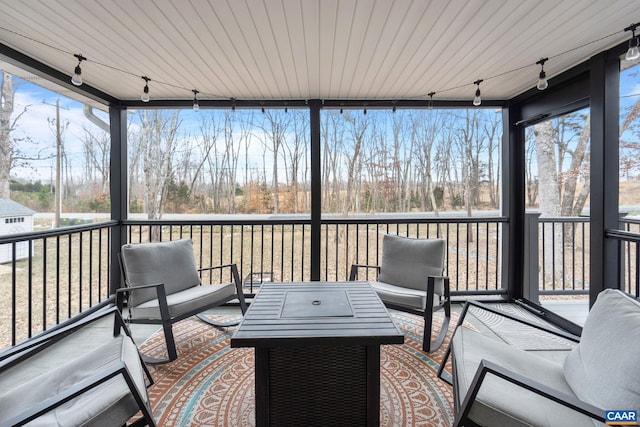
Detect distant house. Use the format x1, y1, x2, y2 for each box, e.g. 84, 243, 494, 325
0, 199, 36, 263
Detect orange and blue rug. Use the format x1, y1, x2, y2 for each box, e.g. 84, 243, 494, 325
138, 311, 455, 426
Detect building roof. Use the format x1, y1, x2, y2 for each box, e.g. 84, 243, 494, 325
0, 199, 36, 217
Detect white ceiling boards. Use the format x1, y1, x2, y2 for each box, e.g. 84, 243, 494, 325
0, 0, 637, 102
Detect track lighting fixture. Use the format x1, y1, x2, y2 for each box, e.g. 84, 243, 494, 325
340, 103, 344, 114
473, 80, 483, 106
261, 102, 265, 114
536, 58, 549, 90
231, 98, 236, 112
625, 23, 640, 61
363, 103, 367, 115
141, 76, 150, 102
71, 54, 86, 86
284, 102, 288, 113
192, 89, 199, 111
392, 101, 397, 113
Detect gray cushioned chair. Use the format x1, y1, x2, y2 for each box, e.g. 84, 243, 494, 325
118, 238, 247, 363
0, 307, 155, 427
349, 234, 450, 352
441, 289, 640, 427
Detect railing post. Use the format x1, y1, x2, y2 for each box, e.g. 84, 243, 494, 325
523, 212, 540, 303
309, 99, 322, 281
109, 106, 128, 295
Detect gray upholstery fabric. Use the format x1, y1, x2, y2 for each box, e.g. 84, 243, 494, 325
377, 234, 445, 293
452, 327, 604, 427
0, 334, 148, 427
134, 282, 236, 319
370, 280, 442, 311
563, 289, 640, 412
121, 238, 202, 306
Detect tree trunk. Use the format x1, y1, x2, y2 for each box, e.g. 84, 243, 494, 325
0, 72, 14, 198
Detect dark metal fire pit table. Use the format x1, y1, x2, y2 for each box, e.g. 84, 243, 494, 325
231, 281, 404, 427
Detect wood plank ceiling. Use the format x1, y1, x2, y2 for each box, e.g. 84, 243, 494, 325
0, 0, 637, 103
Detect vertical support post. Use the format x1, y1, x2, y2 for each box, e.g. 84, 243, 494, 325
109, 106, 128, 294
503, 104, 525, 300
523, 212, 540, 303
309, 100, 322, 281
590, 52, 620, 306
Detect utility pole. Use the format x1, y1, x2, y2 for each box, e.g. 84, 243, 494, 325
43, 99, 67, 228
55, 99, 61, 228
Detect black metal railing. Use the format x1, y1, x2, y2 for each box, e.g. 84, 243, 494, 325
525, 213, 590, 302
14, 212, 640, 350
123, 216, 507, 296
610, 218, 640, 298
0, 221, 115, 348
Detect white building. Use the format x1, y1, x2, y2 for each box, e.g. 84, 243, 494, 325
0, 199, 35, 263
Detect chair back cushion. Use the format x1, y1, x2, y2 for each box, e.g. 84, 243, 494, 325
121, 239, 201, 306
377, 234, 445, 292
563, 288, 640, 411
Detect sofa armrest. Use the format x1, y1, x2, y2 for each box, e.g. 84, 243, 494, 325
1, 307, 127, 366
454, 359, 605, 427
1, 361, 149, 427
349, 264, 381, 281
437, 299, 580, 384
116, 283, 171, 322
198, 263, 246, 314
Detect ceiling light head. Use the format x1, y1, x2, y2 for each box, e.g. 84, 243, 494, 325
427, 92, 435, 109
473, 80, 483, 107
140, 76, 151, 103
536, 58, 549, 90
71, 54, 86, 86
231, 98, 236, 112
192, 89, 199, 111
625, 23, 640, 61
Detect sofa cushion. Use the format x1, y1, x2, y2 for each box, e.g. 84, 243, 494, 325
0, 335, 147, 427
134, 282, 236, 319
452, 327, 603, 427
377, 234, 445, 293
121, 238, 201, 306
563, 289, 640, 412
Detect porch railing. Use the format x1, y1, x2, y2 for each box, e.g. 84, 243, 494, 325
525, 213, 640, 302
123, 216, 507, 297
5, 213, 639, 350
0, 221, 115, 348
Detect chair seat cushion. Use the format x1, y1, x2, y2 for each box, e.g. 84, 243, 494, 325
452, 327, 603, 427
370, 280, 441, 311
134, 282, 236, 319
0, 335, 147, 427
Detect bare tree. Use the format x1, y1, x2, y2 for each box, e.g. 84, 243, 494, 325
0, 72, 50, 199
342, 112, 369, 215
257, 110, 290, 214
138, 110, 181, 222
282, 111, 308, 213
411, 110, 444, 213
82, 129, 110, 193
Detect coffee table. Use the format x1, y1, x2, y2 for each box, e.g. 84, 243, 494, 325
231, 281, 404, 427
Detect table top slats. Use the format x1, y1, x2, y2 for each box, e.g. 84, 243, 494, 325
231, 282, 404, 348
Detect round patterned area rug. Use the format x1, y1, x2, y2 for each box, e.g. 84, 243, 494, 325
138, 311, 455, 426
